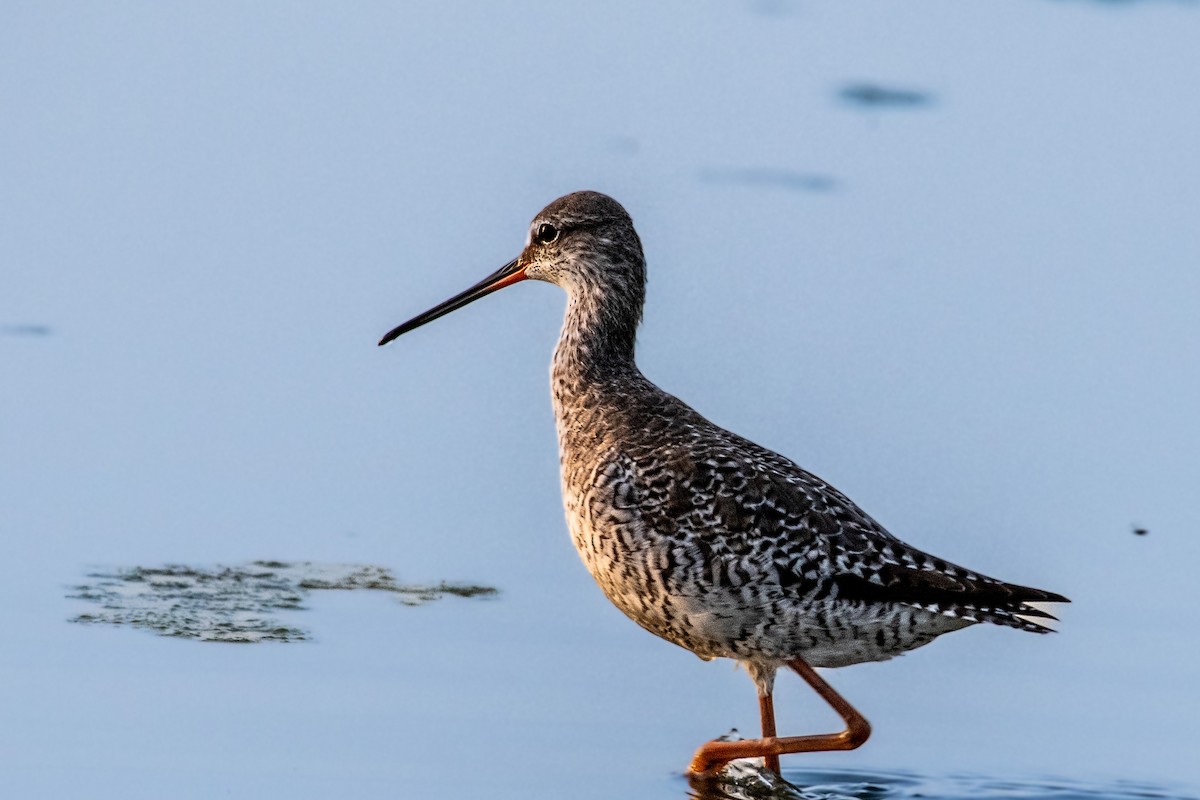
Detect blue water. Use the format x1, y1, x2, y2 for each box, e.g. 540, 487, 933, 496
690, 768, 1199, 800
3, 1, 1199, 798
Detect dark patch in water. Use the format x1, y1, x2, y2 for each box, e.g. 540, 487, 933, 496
608, 136, 639, 155
69, 561, 498, 643
1133, 525, 1148, 536
1, 323, 52, 337
839, 84, 933, 109
1052, 0, 1197, 5
687, 765, 1197, 800
700, 168, 836, 194
746, 0, 800, 15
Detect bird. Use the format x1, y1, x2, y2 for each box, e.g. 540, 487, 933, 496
378, 191, 1069, 776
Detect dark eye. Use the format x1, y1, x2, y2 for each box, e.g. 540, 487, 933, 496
535, 223, 559, 244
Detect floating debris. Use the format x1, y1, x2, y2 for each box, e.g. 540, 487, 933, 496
838, 83, 933, 109
69, 561, 497, 643
699, 168, 835, 194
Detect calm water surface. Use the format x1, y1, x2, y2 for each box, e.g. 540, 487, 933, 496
3, 1, 1198, 798
691, 767, 1199, 800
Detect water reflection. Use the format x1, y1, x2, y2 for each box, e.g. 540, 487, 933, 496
687, 766, 1198, 800
687, 760, 807, 799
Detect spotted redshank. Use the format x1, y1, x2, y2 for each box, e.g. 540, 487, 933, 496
378, 191, 1068, 775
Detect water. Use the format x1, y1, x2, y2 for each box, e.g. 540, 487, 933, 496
689, 768, 1198, 800
3, 1, 1199, 798
70, 561, 497, 641
44, 569, 1200, 799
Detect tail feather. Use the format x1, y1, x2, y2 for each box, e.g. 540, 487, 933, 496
831, 545, 1071, 635
906, 599, 1061, 633
984, 604, 1061, 633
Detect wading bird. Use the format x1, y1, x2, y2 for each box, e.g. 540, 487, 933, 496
379, 191, 1068, 775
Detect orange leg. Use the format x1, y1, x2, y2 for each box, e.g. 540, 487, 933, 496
759, 691, 780, 774
687, 657, 872, 776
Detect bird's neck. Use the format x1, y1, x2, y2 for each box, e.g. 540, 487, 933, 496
551, 284, 642, 422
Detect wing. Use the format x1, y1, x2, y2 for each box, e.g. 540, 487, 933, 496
624, 415, 1068, 633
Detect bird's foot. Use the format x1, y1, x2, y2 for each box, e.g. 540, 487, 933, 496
686, 735, 797, 797
687, 733, 781, 776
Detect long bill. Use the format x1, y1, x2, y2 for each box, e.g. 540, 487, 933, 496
378, 258, 527, 346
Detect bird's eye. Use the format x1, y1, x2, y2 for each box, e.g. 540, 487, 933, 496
535, 223, 559, 244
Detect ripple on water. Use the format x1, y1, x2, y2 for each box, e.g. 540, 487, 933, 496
68, 561, 497, 642
687, 766, 1197, 800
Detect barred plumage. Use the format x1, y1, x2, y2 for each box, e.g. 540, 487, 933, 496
379, 190, 1069, 774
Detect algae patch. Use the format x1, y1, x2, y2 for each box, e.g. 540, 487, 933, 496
69, 561, 497, 643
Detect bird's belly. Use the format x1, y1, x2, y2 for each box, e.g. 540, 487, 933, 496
566, 511, 971, 668
568, 512, 733, 658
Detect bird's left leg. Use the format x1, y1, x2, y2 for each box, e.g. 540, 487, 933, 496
689, 662, 784, 775
687, 658, 870, 776
758, 689, 780, 774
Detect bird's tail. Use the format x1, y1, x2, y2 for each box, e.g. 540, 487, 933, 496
928, 586, 1069, 634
